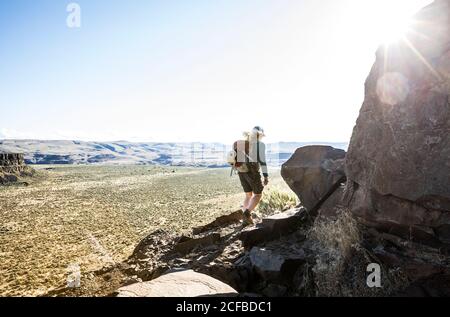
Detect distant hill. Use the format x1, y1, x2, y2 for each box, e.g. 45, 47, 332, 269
0, 140, 348, 167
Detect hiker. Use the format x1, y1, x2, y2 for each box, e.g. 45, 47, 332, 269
230, 126, 269, 225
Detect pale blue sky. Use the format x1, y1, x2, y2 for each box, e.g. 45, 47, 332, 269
0, 0, 432, 143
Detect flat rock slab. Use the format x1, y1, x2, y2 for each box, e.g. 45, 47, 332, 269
174, 233, 221, 255
239, 209, 305, 248
116, 270, 238, 297
193, 210, 244, 235
261, 209, 301, 229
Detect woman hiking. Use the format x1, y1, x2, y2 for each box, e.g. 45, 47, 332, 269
234, 126, 269, 226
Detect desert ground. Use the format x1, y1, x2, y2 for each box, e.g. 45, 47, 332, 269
0, 165, 293, 297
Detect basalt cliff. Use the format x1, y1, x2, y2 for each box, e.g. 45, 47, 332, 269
0, 153, 34, 185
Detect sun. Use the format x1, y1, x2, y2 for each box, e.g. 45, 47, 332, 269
376, 11, 413, 44
372, 0, 434, 45
367, 0, 418, 45
345, 0, 432, 46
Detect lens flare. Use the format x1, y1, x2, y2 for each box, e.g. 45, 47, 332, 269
376, 72, 410, 105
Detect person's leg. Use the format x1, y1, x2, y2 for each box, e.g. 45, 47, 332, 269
242, 171, 265, 225
246, 193, 263, 212
242, 192, 253, 211
238, 173, 253, 214
239, 171, 265, 225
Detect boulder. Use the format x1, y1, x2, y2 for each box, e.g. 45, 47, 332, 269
244, 245, 307, 293
116, 270, 238, 297
281, 146, 346, 210
249, 247, 287, 273
239, 209, 306, 248
345, 0, 450, 245
315, 185, 346, 219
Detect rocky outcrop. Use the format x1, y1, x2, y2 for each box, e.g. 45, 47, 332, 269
281, 146, 346, 214
239, 209, 307, 248
0, 153, 34, 185
0, 153, 25, 166
118, 211, 312, 297
116, 270, 238, 297
193, 210, 244, 235
42, 209, 306, 298
51, 205, 450, 297
174, 233, 221, 255
345, 0, 450, 246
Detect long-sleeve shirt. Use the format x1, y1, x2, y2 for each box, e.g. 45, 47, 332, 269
257, 142, 269, 178
248, 141, 269, 178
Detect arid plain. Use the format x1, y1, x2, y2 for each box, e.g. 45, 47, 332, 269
0, 165, 292, 296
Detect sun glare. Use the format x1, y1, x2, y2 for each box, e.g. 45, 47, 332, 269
347, 0, 431, 46
377, 12, 412, 44
370, 0, 418, 45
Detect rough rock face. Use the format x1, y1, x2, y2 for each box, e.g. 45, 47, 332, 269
345, 0, 450, 246
0, 153, 34, 185
0, 153, 25, 166
281, 146, 346, 210
116, 270, 238, 297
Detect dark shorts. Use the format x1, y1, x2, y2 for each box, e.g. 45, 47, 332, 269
238, 171, 264, 195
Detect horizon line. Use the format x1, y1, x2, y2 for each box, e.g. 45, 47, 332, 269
0, 138, 350, 145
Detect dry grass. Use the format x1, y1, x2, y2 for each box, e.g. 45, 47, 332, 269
308, 209, 409, 297
310, 209, 361, 259
257, 187, 298, 217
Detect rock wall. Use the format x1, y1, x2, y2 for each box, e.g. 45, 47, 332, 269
345, 0, 450, 246
0, 153, 34, 185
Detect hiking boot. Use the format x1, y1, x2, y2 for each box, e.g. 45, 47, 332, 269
242, 210, 254, 226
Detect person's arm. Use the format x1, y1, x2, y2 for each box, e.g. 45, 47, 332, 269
258, 142, 269, 179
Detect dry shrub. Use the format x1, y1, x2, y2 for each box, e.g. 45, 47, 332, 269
308, 209, 409, 297
257, 187, 298, 216
310, 209, 361, 259
308, 209, 360, 296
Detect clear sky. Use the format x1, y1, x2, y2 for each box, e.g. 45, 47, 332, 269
0, 0, 432, 144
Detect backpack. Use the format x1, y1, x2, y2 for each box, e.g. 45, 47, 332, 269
227, 140, 250, 175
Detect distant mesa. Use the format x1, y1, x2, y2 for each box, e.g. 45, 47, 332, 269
0, 153, 35, 185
